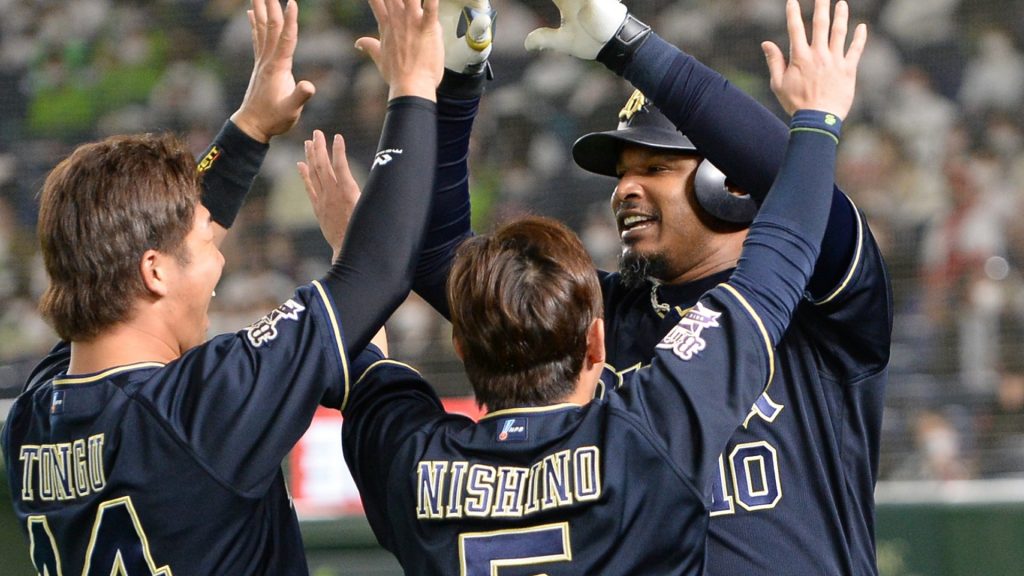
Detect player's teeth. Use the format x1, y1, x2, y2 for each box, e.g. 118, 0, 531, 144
624, 216, 647, 227
212, 290, 217, 298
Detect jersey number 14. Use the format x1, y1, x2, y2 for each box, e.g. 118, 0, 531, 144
27, 496, 170, 575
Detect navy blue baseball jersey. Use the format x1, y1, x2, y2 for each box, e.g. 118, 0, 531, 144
2, 282, 348, 575
343, 284, 776, 576
599, 198, 891, 575
609, 35, 894, 576
414, 35, 891, 575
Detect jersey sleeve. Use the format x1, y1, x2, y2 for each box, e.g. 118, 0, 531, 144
621, 284, 775, 493
411, 87, 481, 319
140, 281, 349, 494
805, 198, 894, 379
340, 359, 456, 550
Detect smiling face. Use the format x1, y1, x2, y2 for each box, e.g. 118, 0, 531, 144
166, 203, 225, 352
611, 145, 726, 287
610, 144, 716, 284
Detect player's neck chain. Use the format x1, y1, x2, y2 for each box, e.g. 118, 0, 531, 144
649, 280, 671, 319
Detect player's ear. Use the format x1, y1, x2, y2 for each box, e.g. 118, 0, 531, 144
140, 249, 171, 297
585, 318, 606, 368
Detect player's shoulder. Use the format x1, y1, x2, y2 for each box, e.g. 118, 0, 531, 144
22, 341, 71, 394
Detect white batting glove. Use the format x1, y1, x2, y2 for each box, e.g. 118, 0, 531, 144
524, 0, 627, 60
440, 0, 495, 74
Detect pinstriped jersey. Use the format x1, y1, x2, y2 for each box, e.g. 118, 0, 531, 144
343, 284, 777, 575
600, 199, 892, 576
1, 282, 349, 576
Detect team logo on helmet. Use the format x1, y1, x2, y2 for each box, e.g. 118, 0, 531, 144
618, 89, 649, 127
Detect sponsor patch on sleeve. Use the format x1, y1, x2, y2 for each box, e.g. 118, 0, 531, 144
656, 302, 721, 360
246, 299, 306, 347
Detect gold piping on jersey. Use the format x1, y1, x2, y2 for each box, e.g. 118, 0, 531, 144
480, 403, 582, 421
718, 284, 775, 393
313, 280, 351, 411
53, 363, 165, 386
814, 194, 865, 306
354, 359, 422, 387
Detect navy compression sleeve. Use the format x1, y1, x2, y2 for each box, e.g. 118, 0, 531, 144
729, 111, 840, 344
321, 96, 438, 358
623, 33, 856, 299
411, 70, 484, 318
197, 120, 268, 228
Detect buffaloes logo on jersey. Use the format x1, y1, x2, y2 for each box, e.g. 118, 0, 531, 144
656, 302, 721, 361
246, 299, 306, 348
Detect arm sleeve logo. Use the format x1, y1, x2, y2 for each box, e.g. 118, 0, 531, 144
245, 299, 306, 347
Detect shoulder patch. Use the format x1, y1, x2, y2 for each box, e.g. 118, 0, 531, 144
655, 302, 722, 361
246, 299, 306, 347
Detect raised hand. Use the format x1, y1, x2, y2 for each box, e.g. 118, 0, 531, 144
355, 0, 445, 101
297, 130, 362, 263
523, 0, 626, 60
230, 0, 316, 143
762, 0, 867, 119
439, 0, 495, 74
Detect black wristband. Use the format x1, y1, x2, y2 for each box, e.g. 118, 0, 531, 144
198, 120, 269, 228
596, 14, 652, 76
438, 64, 493, 100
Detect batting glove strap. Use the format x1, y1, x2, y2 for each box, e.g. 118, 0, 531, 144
198, 120, 268, 229
437, 63, 493, 100
596, 14, 652, 76
789, 110, 843, 145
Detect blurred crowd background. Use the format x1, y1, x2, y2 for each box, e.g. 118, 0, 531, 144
1, 0, 1023, 483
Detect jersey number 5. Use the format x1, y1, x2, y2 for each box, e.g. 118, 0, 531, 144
28, 496, 171, 575
709, 441, 782, 515
459, 522, 571, 575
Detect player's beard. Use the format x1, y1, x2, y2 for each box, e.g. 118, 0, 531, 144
619, 249, 670, 289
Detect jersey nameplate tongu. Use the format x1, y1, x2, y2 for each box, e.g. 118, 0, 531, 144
246, 299, 306, 348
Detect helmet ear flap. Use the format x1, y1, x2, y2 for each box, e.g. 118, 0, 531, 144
693, 161, 757, 225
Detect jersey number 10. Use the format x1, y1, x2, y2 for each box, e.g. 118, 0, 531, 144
709, 441, 782, 515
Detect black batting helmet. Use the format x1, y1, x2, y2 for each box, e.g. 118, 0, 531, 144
572, 90, 757, 225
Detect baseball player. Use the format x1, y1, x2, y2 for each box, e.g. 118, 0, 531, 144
338, 2, 865, 573
1, 0, 443, 573
394, 0, 894, 573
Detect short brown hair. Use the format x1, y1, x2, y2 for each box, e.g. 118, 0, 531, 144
447, 216, 603, 411
38, 133, 200, 342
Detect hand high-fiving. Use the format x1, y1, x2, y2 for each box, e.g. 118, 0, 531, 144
298, 131, 362, 263
523, 0, 627, 60
356, 0, 445, 101
762, 0, 867, 120
231, 0, 316, 143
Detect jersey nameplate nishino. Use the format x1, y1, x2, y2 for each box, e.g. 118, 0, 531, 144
416, 447, 601, 520
246, 299, 306, 347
